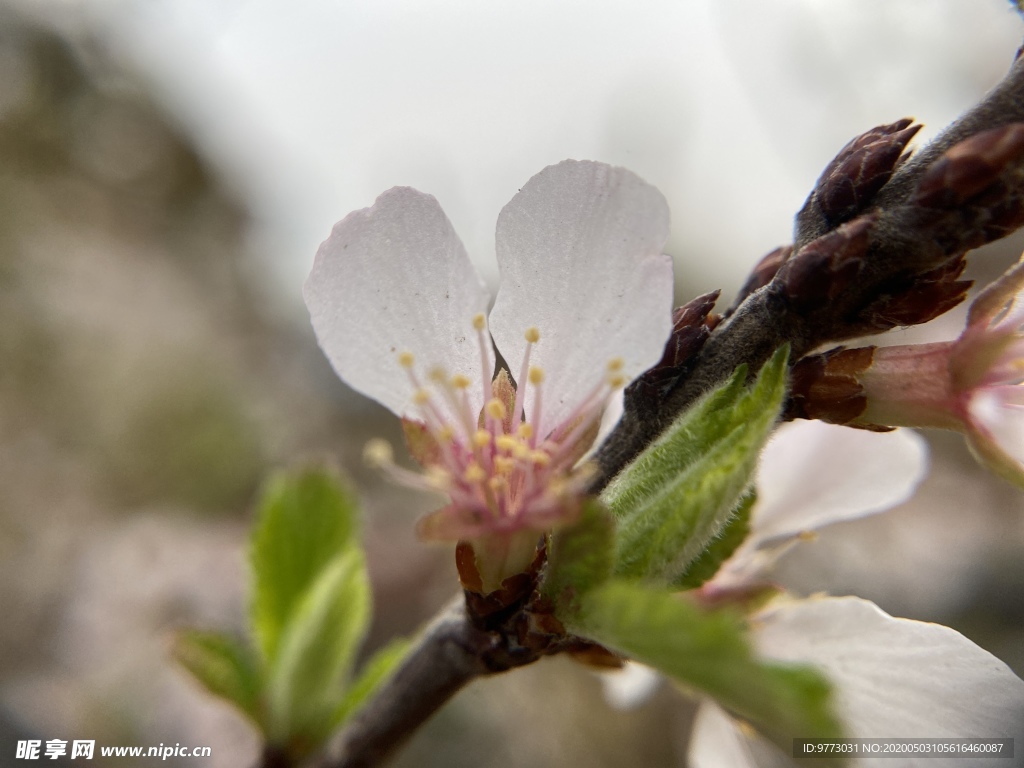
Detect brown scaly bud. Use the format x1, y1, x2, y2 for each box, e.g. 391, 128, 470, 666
856, 254, 972, 335
785, 346, 878, 425
813, 118, 922, 227
659, 290, 722, 368
730, 245, 793, 313
775, 215, 875, 311
629, 290, 721, 399
562, 640, 624, 669
914, 124, 1024, 209
902, 124, 1024, 257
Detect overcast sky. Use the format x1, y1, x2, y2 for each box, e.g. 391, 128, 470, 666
22, 0, 1024, 299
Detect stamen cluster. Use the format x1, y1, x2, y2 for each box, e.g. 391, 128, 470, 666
366, 314, 625, 541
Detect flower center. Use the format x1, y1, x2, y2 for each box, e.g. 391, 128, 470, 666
365, 314, 625, 536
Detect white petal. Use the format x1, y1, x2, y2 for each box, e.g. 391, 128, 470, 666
751, 421, 928, 545
304, 187, 492, 420
690, 701, 794, 768
489, 160, 674, 437
599, 661, 662, 711
753, 596, 1024, 763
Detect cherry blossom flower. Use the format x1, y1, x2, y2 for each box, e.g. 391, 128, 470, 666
854, 257, 1024, 488
304, 160, 674, 591
602, 421, 1024, 762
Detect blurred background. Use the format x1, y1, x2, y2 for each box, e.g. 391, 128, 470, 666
0, 1, 1022, 766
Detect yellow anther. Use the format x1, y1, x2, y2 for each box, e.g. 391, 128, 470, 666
607, 357, 624, 372
524, 327, 540, 343
530, 450, 551, 466
473, 429, 492, 448
397, 352, 415, 368
528, 366, 545, 385
473, 313, 487, 331
736, 721, 758, 739
413, 388, 431, 405
437, 425, 455, 443
464, 462, 486, 483
488, 476, 507, 492
608, 374, 626, 389
363, 439, 394, 468
495, 457, 516, 474
512, 443, 531, 460
428, 367, 447, 383
451, 373, 472, 390
426, 467, 452, 490
517, 423, 534, 440
495, 435, 518, 452
485, 399, 507, 421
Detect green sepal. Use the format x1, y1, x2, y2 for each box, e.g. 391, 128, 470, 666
250, 467, 359, 666
572, 580, 845, 767
173, 630, 264, 729
671, 491, 754, 591
266, 548, 371, 748
602, 347, 788, 585
540, 498, 615, 616
331, 639, 412, 728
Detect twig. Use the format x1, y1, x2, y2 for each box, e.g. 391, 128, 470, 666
307, 599, 486, 768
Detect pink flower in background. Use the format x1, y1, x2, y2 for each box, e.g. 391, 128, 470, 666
304, 160, 674, 590
856, 257, 1024, 488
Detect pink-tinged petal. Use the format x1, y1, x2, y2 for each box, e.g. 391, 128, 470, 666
1001, 295, 1024, 334
489, 160, 674, 438
975, 336, 1024, 388
304, 188, 492, 420
967, 387, 1024, 489
600, 661, 662, 711
751, 421, 928, 546
753, 596, 1024, 754
968, 255, 1024, 332
983, 384, 1024, 407
689, 701, 785, 768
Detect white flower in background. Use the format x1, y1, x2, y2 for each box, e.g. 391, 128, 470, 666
854, 256, 1024, 489
601, 421, 1024, 765
705, 419, 928, 594
304, 160, 674, 591
691, 596, 1024, 768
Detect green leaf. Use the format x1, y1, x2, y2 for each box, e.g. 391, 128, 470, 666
573, 580, 845, 767
250, 467, 360, 665
266, 548, 371, 747
671, 491, 754, 591
173, 630, 264, 728
602, 347, 788, 585
541, 498, 615, 616
332, 639, 411, 728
